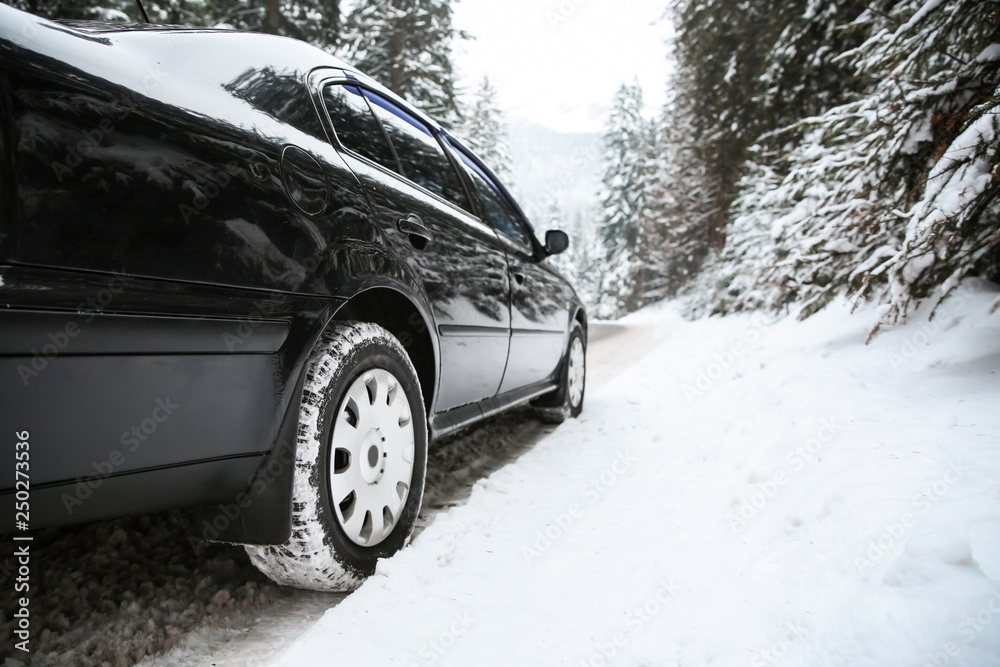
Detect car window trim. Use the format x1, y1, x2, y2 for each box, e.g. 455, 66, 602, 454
443, 135, 536, 252
314, 76, 477, 221
317, 79, 402, 173
358, 88, 476, 216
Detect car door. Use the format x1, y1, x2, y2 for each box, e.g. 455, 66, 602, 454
318, 80, 512, 413
445, 140, 569, 393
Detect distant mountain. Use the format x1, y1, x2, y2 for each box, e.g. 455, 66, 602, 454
506, 119, 602, 233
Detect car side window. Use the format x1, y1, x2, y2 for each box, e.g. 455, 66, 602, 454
362, 91, 471, 212
227, 67, 327, 141
449, 144, 529, 246
322, 84, 398, 172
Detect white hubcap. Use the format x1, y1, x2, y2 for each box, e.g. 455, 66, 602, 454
328, 369, 414, 547
567, 336, 585, 408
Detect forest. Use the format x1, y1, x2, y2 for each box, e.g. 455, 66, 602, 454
10, 0, 999, 329
582, 0, 1000, 330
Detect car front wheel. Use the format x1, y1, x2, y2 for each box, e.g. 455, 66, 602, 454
535, 323, 586, 424
245, 321, 427, 591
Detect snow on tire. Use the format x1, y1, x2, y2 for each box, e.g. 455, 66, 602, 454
245, 321, 427, 592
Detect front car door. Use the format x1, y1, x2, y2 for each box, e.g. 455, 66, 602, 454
444, 140, 569, 394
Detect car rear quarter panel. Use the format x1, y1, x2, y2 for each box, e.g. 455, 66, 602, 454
0, 13, 437, 535
4, 34, 367, 294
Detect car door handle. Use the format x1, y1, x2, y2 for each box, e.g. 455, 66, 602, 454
511, 269, 526, 286
397, 214, 433, 248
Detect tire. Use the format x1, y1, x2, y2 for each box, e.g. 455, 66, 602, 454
534, 323, 586, 424
245, 321, 427, 591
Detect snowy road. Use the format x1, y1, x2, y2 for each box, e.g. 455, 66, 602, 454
142, 320, 651, 666
4, 288, 999, 667
0, 321, 641, 666
266, 283, 1000, 667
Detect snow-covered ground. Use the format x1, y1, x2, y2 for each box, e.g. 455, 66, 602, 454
268, 280, 1000, 667
5, 282, 999, 666
0, 396, 558, 666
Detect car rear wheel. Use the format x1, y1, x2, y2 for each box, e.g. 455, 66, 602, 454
535, 323, 586, 424
245, 321, 427, 591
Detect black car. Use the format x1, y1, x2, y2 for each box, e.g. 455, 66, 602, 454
0, 5, 586, 590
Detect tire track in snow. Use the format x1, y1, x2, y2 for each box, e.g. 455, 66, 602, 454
176, 322, 659, 666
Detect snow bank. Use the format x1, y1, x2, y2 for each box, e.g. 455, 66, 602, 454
274, 281, 1000, 667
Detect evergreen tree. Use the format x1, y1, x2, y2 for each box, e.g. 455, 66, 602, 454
339, 0, 466, 124
597, 81, 648, 317
693, 0, 1000, 325
667, 0, 864, 274
642, 92, 712, 302
873, 0, 1000, 325
546, 204, 605, 314
10, 0, 342, 49
685, 0, 864, 318
628, 119, 672, 307
242, 0, 340, 49
458, 77, 514, 185
9, 0, 133, 21
670, 0, 774, 250
755, 0, 865, 146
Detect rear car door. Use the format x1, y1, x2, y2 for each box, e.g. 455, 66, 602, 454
318, 79, 512, 413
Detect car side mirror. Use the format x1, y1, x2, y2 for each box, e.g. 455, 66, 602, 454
544, 230, 569, 256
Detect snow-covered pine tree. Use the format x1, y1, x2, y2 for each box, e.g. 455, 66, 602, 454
10, 0, 176, 22
754, 0, 865, 147
695, 0, 1000, 323
875, 0, 1000, 326
256, 0, 341, 49
669, 0, 866, 314
10, 0, 132, 21
597, 81, 649, 318
13, 0, 343, 49
339, 0, 466, 125
544, 202, 605, 314
670, 0, 776, 250
629, 118, 673, 308
642, 91, 713, 303
570, 208, 606, 313
457, 77, 514, 185
686, 145, 798, 317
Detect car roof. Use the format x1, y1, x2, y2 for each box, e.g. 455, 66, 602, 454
1, 8, 442, 135
0, 5, 446, 138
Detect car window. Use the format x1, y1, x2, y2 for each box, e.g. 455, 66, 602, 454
449, 143, 529, 246
322, 84, 398, 172
362, 91, 471, 212
227, 67, 327, 141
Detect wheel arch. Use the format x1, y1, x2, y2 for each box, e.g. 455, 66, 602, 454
534, 303, 587, 410
330, 286, 438, 416
572, 305, 588, 342
193, 281, 438, 548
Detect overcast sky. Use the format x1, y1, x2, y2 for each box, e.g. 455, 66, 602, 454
451, 0, 674, 135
